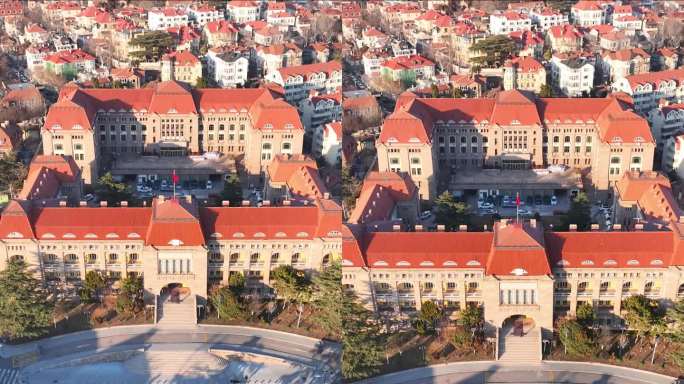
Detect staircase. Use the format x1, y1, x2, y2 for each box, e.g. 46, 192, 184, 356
498, 324, 541, 363
125, 344, 229, 378
157, 293, 196, 326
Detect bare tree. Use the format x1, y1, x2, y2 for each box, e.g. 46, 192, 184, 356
31, 68, 67, 88
663, 18, 684, 48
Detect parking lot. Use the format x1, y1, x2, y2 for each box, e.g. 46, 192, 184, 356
469, 192, 570, 218
131, 177, 223, 200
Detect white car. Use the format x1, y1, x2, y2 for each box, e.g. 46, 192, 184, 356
550, 196, 558, 206
136, 184, 152, 193
206, 180, 213, 190
419, 210, 432, 220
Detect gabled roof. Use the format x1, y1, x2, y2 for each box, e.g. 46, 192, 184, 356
146, 198, 204, 246
0, 200, 34, 239
490, 90, 541, 126
148, 81, 197, 114
486, 221, 551, 276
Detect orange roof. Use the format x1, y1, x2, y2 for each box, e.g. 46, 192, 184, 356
491, 90, 541, 126
348, 171, 417, 225
267, 154, 327, 200
149, 81, 197, 114
603, 47, 650, 61
277, 61, 341, 80
1, 86, 42, 105
0, 201, 34, 239
33, 206, 151, 241
624, 68, 684, 90
205, 20, 238, 34
146, 198, 204, 246
615, 171, 681, 225
549, 24, 582, 39
504, 56, 544, 72
162, 50, 200, 66
486, 221, 551, 276
201, 205, 320, 240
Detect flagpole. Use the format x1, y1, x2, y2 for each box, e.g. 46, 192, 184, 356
516, 192, 519, 224
172, 170, 176, 201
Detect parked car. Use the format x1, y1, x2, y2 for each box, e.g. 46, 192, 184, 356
550, 196, 558, 206
206, 180, 213, 190
136, 184, 152, 193
480, 207, 498, 215
84, 193, 96, 202
419, 210, 432, 220
518, 208, 533, 216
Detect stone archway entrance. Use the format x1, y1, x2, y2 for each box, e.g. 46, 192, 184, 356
157, 283, 195, 325
502, 314, 535, 337
161, 283, 191, 304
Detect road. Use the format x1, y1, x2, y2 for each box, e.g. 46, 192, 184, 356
1, 324, 340, 383
357, 361, 678, 384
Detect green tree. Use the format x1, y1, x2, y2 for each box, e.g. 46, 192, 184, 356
195, 76, 208, 88
419, 301, 442, 329
341, 291, 385, 381
452, 87, 464, 98
666, 299, 684, 369
0, 153, 27, 194
341, 166, 361, 211
115, 275, 143, 316
543, 48, 553, 62
271, 265, 311, 308
209, 285, 244, 320
539, 83, 552, 97
0, 260, 53, 342
228, 272, 246, 295
431, 83, 439, 98
623, 295, 661, 343
434, 191, 470, 230
311, 261, 343, 337
453, 305, 483, 347
470, 35, 518, 68
80, 270, 105, 304
561, 192, 591, 231
129, 31, 176, 62
576, 302, 596, 328
558, 318, 595, 357
220, 174, 243, 206
96, 172, 133, 206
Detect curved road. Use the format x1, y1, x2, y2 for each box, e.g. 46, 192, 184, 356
357, 361, 679, 384
0, 324, 340, 383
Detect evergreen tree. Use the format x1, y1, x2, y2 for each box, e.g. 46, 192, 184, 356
96, 172, 133, 207
558, 318, 595, 357
0, 153, 27, 194
561, 192, 592, 231
470, 35, 518, 68
195, 76, 208, 88
539, 83, 553, 98
116, 275, 143, 315
0, 260, 53, 342
667, 299, 684, 369
209, 285, 244, 320
220, 174, 243, 206
452, 87, 465, 98
341, 291, 385, 381
129, 31, 176, 62
271, 265, 311, 307
576, 302, 596, 328
431, 83, 439, 98
622, 295, 661, 343
311, 261, 343, 337
434, 191, 471, 230
80, 270, 105, 304
228, 272, 246, 295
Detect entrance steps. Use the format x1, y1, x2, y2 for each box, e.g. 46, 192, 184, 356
498, 325, 541, 363
157, 294, 195, 326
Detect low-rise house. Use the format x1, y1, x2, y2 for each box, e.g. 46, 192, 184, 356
23, 23, 49, 45
509, 30, 544, 59
186, 4, 222, 26
362, 27, 389, 49
450, 74, 485, 98
148, 7, 188, 30
599, 48, 650, 84
44, 49, 96, 81
654, 48, 680, 71
306, 43, 330, 64
611, 68, 684, 115
314, 121, 342, 165
547, 24, 582, 53
380, 55, 435, 86
530, 7, 568, 31
489, 11, 531, 35
612, 15, 642, 35
600, 30, 630, 51
264, 154, 328, 203
613, 171, 681, 230
203, 20, 239, 48
0, 121, 20, 155
343, 93, 382, 125
18, 155, 82, 204
550, 54, 595, 97
268, 11, 296, 32
347, 171, 419, 229
362, 50, 388, 77
226, 0, 259, 23
167, 25, 201, 53
0, 86, 45, 117
265, 61, 342, 105
206, 48, 250, 88
503, 56, 546, 93
663, 133, 684, 179
110, 68, 144, 88
254, 25, 284, 46
256, 43, 303, 76
25, 46, 51, 73
571, 0, 604, 27
647, 101, 684, 149
160, 50, 202, 85
299, 93, 342, 138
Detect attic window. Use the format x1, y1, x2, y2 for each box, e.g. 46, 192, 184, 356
387, 137, 398, 143
466, 260, 481, 266
603, 259, 617, 266
254, 232, 266, 238
510, 119, 520, 125
275, 232, 287, 238
233, 232, 245, 238
408, 137, 421, 143
168, 239, 183, 246
419, 261, 434, 267
443, 260, 458, 266
42, 233, 56, 239
51, 124, 62, 130
284, 123, 294, 130
511, 268, 528, 276
627, 259, 639, 265
327, 231, 342, 237
84, 233, 98, 238
264, 123, 273, 129
581, 260, 594, 266
168, 108, 177, 113
635, 136, 644, 143
63, 233, 76, 239
296, 231, 309, 238
373, 260, 388, 266
72, 124, 83, 130
127, 232, 140, 238
210, 232, 222, 238
106, 233, 119, 238
650, 259, 663, 265
556, 260, 570, 266
342, 259, 354, 266
7, 232, 23, 238
396, 261, 411, 266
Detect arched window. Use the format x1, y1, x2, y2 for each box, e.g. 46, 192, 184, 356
376, 282, 391, 291
678, 283, 684, 297
262, 143, 272, 150
423, 282, 434, 290
65, 253, 79, 264
578, 282, 588, 292
9, 255, 23, 263
291, 252, 300, 264
86, 254, 97, 264
600, 281, 609, 291
250, 253, 260, 264
468, 282, 479, 292
108, 253, 118, 263
128, 253, 139, 264
322, 254, 330, 267
555, 281, 570, 291
398, 282, 413, 291
229, 253, 239, 263
644, 281, 654, 293
622, 281, 632, 292
44, 254, 58, 264
270, 253, 279, 264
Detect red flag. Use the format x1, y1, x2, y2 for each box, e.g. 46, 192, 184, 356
171, 170, 179, 184
515, 193, 521, 207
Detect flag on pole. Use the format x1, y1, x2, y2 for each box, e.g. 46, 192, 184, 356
515, 193, 520, 207
172, 170, 179, 200
515, 192, 520, 223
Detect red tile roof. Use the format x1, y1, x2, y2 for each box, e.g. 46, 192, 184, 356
0, 200, 34, 239
162, 50, 200, 66
277, 61, 341, 80
348, 171, 417, 225
624, 68, 684, 90
146, 198, 204, 246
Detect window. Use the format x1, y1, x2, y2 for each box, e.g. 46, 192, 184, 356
65, 253, 78, 264
250, 253, 259, 264
108, 253, 118, 263
291, 253, 300, 264
322, 254, 330, 267
270, 253, 279, 264
229, 253, 239, 263
128, 253, 139, 264
622, 281, 632, 292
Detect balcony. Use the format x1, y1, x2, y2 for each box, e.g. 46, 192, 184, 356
420, 288, 436, 298
208, 261, 224, 268
554, 289, 571, 296
443, 289, 460, 298
599, 289, 616, 297
291, 262, 306, 269
465, 290, 481, 298
249, 262, 265, 269
644, 289, 661, 298
576, 290, 593, 297
228, 261, 244, 268
622, 289, 639, 297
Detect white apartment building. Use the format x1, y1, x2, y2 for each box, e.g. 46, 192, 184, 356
612, 69, 684, 115
571, 1, 604, 27
530, 8, 568, 31
186, 5, 223, 26
599, 48, 651, 84
663, 134, 684, 179
206, 50, 249, 88
265, 61, 342, 105
314, 121, 342, 165
647, 102, 684, 150
612, 15, 642, 35
226, 1, 260, 23
299, 94, 342, 138
362, 51, 387, 77
489, 11, 531, 35
550, 55, 595, 97
148, 8, 188, 30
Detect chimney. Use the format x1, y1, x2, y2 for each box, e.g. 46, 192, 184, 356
222, 200, 230, 206
613, 224, 622, 230
262, 200, 271, 206
634, 223, 644, 231
185, 195, 192, 203
437, 224, 445, 232
590, 223, 599, 231
392, 224, 401, 232
120, 201, 128, 207
323, 192, 330, 199
415, 224, 423, 232
241, 200, 250, 206
283, 200, 291, 206
79, 201, 87, 206
459, 224, 467, 232
530, 219, 537, 228
59, 200, 67, 207
569, 224, 577, 231
100, 201, 108, 207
